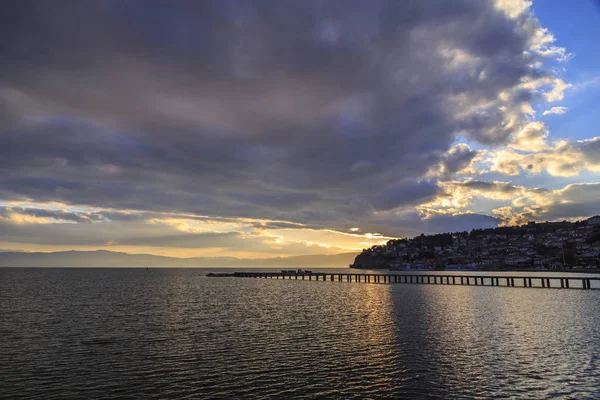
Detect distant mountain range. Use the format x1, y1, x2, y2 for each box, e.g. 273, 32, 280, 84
0, 250, 357, 268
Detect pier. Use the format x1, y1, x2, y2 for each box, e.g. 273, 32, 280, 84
207, 271, 600, 290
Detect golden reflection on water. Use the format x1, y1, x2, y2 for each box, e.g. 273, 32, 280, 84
342, 283, 413, 392
348, 283, 396, 346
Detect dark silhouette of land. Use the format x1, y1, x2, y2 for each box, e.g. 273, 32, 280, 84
0, 250, 357, 268
352, 216, 600, 270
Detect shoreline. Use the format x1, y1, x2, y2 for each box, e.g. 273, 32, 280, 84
350, 266, 600, 274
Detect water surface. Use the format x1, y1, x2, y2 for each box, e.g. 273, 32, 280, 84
2, 268, 599, 399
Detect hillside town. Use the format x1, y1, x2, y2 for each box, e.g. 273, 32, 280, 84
351, 216, 600, 271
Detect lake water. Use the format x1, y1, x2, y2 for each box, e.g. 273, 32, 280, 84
2, 268, 600, 399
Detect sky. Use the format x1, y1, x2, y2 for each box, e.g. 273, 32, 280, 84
1, 0, 600, 259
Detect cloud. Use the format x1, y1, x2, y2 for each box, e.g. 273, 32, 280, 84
427, 144, 484, 180
423, 213, 500, 232
490, 183, 600, 225
541, 183, 600, 220
423, 178, 532, 208
0, 0, 580, 248
419, 179, 600, 227
489, 136, 600, 177
507, 121, 550, 151
0, 205, 393, 256
543, 106, 567, 116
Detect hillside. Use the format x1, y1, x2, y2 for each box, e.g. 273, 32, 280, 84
351, 216, 600, 270
0, 250, 357, 268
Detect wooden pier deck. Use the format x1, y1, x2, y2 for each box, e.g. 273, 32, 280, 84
207, 271, 600, 290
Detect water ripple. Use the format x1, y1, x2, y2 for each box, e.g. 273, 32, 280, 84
1, 268, 600, 399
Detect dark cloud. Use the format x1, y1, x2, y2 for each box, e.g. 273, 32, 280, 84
0, 0, 562, 236
423, 213, 501, 233
458, 180, 522, 194
579, 138, 600, 161
539, 184, 600, 221
429, 144, 482, 180
370, 180, 441, 211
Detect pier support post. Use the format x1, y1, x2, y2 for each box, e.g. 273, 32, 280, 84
583, 279, 591, 289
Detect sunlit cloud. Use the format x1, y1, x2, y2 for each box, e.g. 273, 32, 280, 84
488, 136, 600, 177
543, 106, 567, 116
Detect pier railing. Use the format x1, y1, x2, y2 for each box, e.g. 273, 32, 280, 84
207, 271, 600, 290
